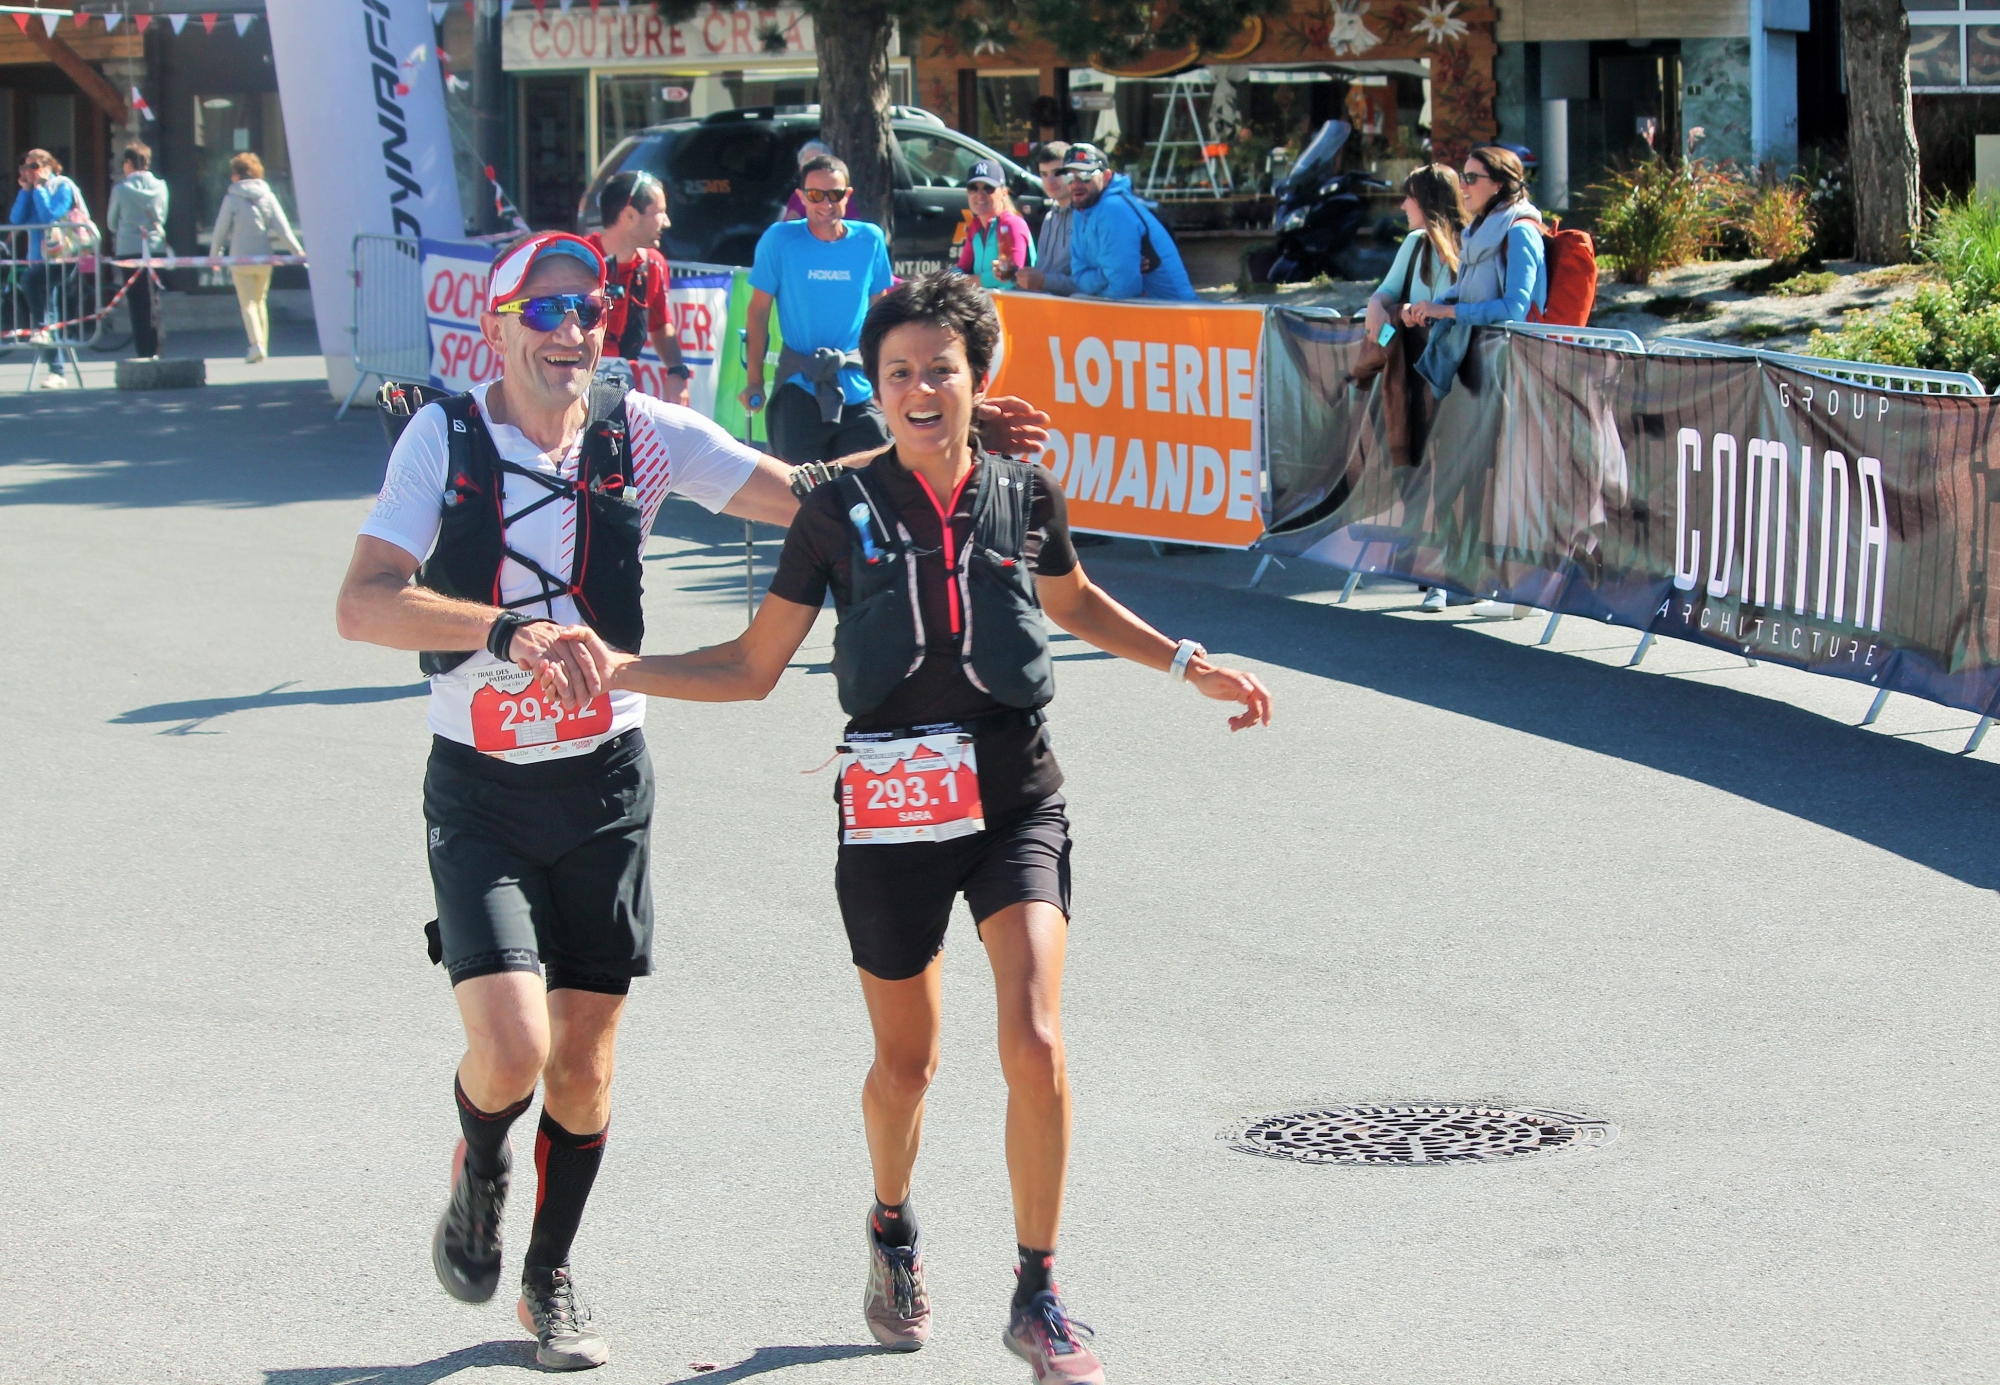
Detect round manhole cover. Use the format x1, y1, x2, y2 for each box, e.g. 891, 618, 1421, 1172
1222, 1103, 1616, 1166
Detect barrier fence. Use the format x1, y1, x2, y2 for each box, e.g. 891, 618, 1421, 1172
341, 233, 428, 419
2, 222, 107, 388
353, 249, 2000, 746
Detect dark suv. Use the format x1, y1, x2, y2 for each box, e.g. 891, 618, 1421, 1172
578, 106, 1045, 276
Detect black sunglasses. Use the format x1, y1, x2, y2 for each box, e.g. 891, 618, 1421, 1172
496, 292, 608, 332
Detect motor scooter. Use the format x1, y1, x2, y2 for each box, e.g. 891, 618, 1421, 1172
1257, 121, 1394, 284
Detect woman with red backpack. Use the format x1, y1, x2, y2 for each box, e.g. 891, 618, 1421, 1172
1403, 145, 1545, 330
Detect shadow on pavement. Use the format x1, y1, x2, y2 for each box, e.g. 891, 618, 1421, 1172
263, 1339, 531, 1383
1082, 556, 2000, 895
0, 380, 384, 510
112, 682, 427, 732
663, 1344, 883, 1383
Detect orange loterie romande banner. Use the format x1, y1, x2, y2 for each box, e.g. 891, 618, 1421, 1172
988, 295, 1265, 548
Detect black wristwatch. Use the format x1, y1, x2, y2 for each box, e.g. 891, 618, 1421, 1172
486, 611, 553, 662
664, 363, 692, 380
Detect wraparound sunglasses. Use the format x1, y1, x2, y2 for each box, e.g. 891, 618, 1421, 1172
494, 292, 609, 331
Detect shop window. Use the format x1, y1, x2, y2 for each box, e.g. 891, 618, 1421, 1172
28, 93, 74, 174
976, 72, 1039, 157
1970, 26, 2000, 86
520, 76, 587, 230
1911, 26, 1964, 87
600, 76, 693, 153
1904, 6, 2000, 90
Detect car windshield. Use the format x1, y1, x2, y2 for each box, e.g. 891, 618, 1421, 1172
612, 131, 679, 185
668, 124, 809, 196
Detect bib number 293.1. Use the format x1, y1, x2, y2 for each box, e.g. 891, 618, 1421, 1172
840, 732, 983, 844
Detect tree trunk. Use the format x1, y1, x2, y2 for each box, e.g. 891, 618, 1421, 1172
815, 1, 897, 249
1842, 0, 1920, 263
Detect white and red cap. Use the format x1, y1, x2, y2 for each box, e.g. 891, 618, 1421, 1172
486, 232, 606, 311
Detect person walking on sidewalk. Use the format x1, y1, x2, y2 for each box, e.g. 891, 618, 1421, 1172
738, 152, 896, 465
601, 273, 1272, 1384
210, 152, 301, 364
106, 142, 170, 361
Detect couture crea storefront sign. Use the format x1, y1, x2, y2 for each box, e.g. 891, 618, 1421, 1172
502, 3, 817, 70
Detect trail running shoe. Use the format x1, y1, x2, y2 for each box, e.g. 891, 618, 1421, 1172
518, 1264, 610, 1370
431, 1138, 508, 1304
1004, 1289, 1105, 1384
862, 1208, 931, 1350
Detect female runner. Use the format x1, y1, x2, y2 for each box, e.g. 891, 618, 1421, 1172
602, 272, 1271, 1384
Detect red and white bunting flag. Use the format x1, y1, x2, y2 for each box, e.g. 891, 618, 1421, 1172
135, 14, 153, 33
130, 87, 157, 122
38, 10, 61, 36
104, 13, 123, 31
9, 14, 27, 33
233, 14, 255, 37
429, 3, 449, 25
200, 13, 218, 35
167, 14, 189, 35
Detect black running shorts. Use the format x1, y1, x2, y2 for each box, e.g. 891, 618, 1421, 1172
423, 729, 654, 994
835, 793, 1072, 981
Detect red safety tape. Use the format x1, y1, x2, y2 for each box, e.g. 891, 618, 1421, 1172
0, 264, 154, 343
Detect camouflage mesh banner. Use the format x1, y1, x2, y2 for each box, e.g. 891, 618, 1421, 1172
1257, 311, 2000, 719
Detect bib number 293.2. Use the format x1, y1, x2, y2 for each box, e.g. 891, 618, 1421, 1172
470, 666, 610, 757
840, 732, 983, 844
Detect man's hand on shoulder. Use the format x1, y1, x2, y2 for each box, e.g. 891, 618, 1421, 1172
976, 395, 1052, 457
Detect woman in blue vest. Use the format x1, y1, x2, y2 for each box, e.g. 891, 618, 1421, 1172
601, 273, 1269, 1384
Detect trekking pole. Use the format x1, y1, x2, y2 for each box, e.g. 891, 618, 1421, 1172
738, 326, 757, 626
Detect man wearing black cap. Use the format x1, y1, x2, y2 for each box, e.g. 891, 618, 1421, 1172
1060, 144, 1197, 302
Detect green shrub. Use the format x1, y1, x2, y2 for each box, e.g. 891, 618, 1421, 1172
1806, 283, 2000, 386
1588, 156, 1743, 285
1770, 271, 1838, 296
1916, 194, 2000, 308
1733, 321, 1796, 341
1733, 177, 1816, 265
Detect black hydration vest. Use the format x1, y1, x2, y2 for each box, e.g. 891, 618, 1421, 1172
829, 457, 1056, 719
415, 384, 647, 676
609, 253, 652, 361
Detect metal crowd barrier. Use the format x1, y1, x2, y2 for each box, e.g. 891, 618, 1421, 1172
1649, 335, 1986, 396
2, 221, 107, 390
339, 232, 428, 419
1499, 319, 1648, 354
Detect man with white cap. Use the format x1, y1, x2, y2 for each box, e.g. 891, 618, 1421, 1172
335, 233, 1045, 1370
335, 231, 808, 1370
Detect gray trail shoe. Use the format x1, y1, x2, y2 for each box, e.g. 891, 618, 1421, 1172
518, 1264, 610, 1370
432, 1138, 507, 1304
862, 1208, 931, 1351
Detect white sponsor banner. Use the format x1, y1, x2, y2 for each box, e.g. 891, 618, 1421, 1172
422, 238, 498, 393
266, 0, 466, 402
422, 248, 732, 413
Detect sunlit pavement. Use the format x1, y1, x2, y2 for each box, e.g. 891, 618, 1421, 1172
3, 378, 1995, 1385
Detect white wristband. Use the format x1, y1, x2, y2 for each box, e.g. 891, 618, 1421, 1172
1170, 639, 1206, 682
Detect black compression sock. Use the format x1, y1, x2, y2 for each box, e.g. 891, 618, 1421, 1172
455, 1077, 532, 1179
524, 1111, 608, 1273
1013, 1245, 1056, 1307
870, 1198, 918, 1249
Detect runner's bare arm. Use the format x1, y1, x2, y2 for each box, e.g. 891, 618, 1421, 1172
1034, 565, 1273, 730
605, 592, 819, 702
335, 536, 615, 710
720, 454, 805, 526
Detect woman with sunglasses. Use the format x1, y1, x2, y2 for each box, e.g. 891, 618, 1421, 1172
961, 159, 1036, 290
1401, 145, 1545, 331
598, 272, 1271, 1384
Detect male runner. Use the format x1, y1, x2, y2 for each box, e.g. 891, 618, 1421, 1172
586, 170, 689, 405
738, 152, 895, 465
334, 232, 798, 1370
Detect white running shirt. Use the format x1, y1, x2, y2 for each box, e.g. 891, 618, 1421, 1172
360, 382, 759, 761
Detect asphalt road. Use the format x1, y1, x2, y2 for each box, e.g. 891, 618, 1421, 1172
2, 378, 1996, 1385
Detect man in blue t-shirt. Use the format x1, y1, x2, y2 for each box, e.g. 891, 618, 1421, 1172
741, 153, 896, 463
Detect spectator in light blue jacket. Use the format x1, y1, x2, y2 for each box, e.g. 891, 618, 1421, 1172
1404, 145, 1545, 330
1060, 144, 1196, 302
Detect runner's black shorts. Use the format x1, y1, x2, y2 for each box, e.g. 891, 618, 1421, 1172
835, 793, 1072, 981
423, 728, 654, 995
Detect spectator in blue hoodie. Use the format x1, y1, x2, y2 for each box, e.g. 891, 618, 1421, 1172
1060, 144, 1196, 302
11, 148, 83, 386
